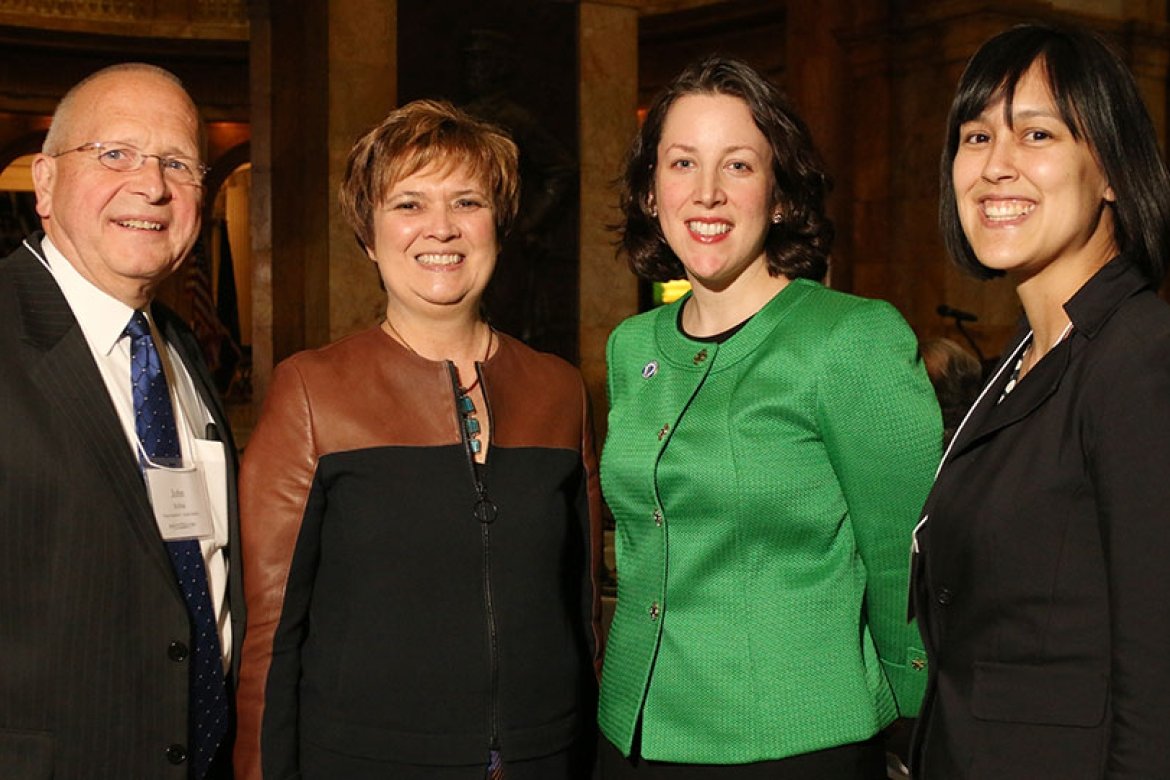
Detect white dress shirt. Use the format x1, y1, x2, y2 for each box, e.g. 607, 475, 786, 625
36, 236, 232, 669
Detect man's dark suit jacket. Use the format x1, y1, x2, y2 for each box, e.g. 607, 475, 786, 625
911, 256, 1170, 779
0, 234, 243, 778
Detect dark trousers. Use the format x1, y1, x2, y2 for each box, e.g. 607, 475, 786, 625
300, 735, 597, 779
600, 733, 885, 780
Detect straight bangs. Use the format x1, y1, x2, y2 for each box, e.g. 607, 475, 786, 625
950, 35, 1087, 152
943, 28, 1095, 278
943, 23, 1170, 283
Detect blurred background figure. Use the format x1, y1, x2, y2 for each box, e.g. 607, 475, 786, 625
919, 337, 983, 445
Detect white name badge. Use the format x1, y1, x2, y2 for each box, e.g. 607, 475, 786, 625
190, 437, 228, 546
145, 465, 215, 541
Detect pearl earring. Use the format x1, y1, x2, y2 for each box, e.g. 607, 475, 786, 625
771, 211, 782, 224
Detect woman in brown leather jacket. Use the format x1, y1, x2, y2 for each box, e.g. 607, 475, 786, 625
233, 99, 603, 780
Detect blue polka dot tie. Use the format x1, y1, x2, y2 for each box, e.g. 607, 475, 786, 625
126, 311, 228, 779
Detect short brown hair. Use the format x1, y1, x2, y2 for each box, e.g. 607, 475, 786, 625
339, 99, 520, 252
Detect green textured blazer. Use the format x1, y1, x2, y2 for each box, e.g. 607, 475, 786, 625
598, 279, 941, 764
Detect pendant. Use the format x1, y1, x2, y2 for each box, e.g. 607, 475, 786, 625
458, 391, 483, 454
458, 394, 475, 415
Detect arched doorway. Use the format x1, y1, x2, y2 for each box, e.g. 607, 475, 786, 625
0, 154, 40, 257
176, 159, 253, 411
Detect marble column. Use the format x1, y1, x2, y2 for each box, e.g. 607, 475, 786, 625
578, 0, 640, 436
249, 0, 396, 407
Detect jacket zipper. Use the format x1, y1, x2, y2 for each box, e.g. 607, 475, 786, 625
448, 361, 501, 758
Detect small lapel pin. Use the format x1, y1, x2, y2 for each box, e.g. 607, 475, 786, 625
641, 360, 659, 379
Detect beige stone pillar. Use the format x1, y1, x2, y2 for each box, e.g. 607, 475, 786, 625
578, 0, 640, 435
326, 2, 397, 342
249, 0, 396, 413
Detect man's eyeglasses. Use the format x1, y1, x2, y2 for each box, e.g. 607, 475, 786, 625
52, 142, 209, 187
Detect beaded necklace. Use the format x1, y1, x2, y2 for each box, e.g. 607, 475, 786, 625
382, 317, 493, 455
455, 337, 492, 455
998, 320, 1074, 403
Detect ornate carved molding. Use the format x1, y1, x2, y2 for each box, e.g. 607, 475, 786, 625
0, 0, 247, 39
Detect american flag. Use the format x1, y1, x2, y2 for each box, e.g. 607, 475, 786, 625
184, 237, 228, 372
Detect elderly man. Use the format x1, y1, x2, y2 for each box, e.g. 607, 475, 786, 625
0, 63, 240, 779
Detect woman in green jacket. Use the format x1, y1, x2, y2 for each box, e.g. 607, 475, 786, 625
598, 56, 941, 778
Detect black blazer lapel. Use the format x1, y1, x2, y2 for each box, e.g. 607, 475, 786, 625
13, 242, 180, 593
921, 331, 1075, 626
955, 337, 1071, 457
939, 322, 1070, 469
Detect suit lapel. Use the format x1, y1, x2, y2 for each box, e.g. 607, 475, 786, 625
156, 308, 238, 494
157, 309, 226, 431
922, 330, 1075, 610
919, 258, 1145, 648
14, 241, 180, 593
950, 336, 1071, 461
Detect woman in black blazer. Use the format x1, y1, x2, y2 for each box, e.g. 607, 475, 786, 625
912, 24, 1170, 779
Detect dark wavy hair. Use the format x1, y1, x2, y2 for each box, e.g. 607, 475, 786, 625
618, 55, 833, 282
940, 23, 1170, 285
